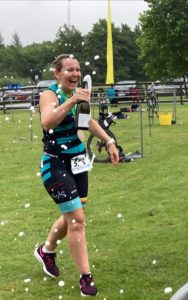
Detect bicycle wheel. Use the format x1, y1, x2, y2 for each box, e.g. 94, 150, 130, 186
87, 129, 117, 163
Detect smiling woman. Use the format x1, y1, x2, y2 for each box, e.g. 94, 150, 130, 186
34, 53, 119, 297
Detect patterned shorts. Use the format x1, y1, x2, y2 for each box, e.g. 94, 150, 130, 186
40, 153, 88, 213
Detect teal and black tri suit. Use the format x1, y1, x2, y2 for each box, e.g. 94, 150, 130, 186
40, 84, 88, 213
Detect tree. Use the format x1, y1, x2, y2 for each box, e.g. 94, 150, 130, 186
83, 19, 107, 83
0, 20, 147, 86
83, 20, 145, 83
137, 0, 188, 80
0, 32, 4, 47
11, 31, 22, 48
54, 24, 84, 66
113, 24, 145, 81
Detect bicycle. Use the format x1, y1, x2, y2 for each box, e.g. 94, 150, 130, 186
147, 90, 159, 127
87, 112, 130, 163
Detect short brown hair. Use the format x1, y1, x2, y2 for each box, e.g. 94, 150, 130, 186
52, 54, 76, 72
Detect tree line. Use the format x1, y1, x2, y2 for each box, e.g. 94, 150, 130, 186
0, 0, 187, 87
0, 20, 144, 87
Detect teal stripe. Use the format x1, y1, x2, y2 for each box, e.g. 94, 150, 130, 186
54, 123, 74, 132
41, 162, 50, 173
42, 154, 51, 162
57, 197, 82, 213
56, 135, 78, 144
61, 143, 85, 154
42, 172, 51, 182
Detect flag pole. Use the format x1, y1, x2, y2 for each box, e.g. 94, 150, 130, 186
106, 0, 114, 84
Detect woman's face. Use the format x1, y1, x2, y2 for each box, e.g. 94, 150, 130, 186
57, 58, 81, 92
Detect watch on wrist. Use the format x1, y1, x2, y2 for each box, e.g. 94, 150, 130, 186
106, 138, 115, 148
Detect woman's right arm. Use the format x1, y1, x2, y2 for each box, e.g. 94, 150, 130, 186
40, 88, 90, 131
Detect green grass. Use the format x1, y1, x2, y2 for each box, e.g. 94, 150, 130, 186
0, 103, 188, 300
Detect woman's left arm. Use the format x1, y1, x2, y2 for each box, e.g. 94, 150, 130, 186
89, 118, 119, 165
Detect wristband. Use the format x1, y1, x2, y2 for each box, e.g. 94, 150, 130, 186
106, 138, 115, 148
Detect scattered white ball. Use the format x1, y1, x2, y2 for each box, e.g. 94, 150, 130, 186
85, 61, 90, 66
164, 287, 172, 294
117, 213, 122, 218
58, 280, 65, 287
49, 129, 53, 134
152, 260, 157, 265
24, 203, 30, 208
30, 106, 35, 112
18, 231, 24, 237
61, 144, 68, 150
94, 55, 100, 60
24, 278, 31, 283
120, 289, 124, 293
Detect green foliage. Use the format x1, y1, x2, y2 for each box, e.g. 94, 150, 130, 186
0, 104, 188, 299
138, 0, 188, 80
11, 31, 23, 48
0, 20, 145, 86
0, 31, 4, 47
0, 75, 31, 88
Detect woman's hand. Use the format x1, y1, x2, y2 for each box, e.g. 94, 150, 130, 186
71, 88, 90, 104
108, 143, 119, 165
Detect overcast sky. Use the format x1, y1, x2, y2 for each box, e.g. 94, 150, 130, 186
0, 0, 148, 46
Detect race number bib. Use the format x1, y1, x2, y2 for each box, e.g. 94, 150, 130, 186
71, 154, 92, 174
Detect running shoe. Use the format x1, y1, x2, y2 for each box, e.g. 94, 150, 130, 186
34, 245, 60, 278
80, 274, 98, 296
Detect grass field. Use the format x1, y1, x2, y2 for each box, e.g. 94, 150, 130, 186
0, 102, 188, 300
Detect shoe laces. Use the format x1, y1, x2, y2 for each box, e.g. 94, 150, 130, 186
45, 253, 56, 267
81, 275, 93, 287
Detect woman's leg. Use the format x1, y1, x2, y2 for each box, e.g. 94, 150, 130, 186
45, 215, 67, 251
64, 207, 90, 274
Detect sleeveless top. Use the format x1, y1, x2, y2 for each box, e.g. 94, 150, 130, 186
42, 83, 85, 156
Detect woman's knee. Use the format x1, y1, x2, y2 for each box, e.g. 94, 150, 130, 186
64, 208, 85, 232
